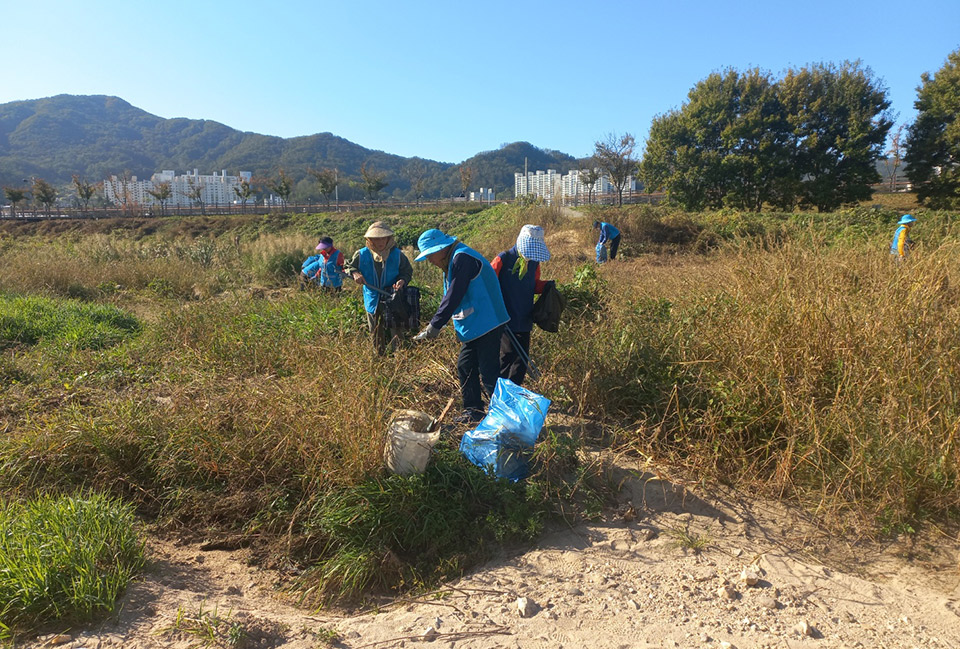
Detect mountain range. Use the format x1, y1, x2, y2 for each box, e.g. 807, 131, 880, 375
0, 95, 580, 201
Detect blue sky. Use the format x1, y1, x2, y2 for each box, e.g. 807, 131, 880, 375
3, 0, 958, 163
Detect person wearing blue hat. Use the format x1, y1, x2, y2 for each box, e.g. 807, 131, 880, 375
593, 220, 621, 261
414, 228, 510, 423
890, 214, 917, 261
491, 224, 551, 385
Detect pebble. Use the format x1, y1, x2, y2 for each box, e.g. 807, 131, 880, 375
517, 596, 540, 618
794, 620, 814, 637
740, 568, 760, 587
421, 626, 438, 641
565, 586, 583, 596
758, 596, 780, 610
718, 584, 739, 601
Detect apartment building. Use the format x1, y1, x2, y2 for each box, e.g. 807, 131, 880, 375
516, 168, 635, 204
104, 169, 253, 208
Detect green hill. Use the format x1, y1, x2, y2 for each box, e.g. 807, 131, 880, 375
0, 95, 579, 200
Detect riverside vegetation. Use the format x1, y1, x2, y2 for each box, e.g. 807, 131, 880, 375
0, 199, 957, 640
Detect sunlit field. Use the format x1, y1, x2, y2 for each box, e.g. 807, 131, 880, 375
1, 200, 957, 630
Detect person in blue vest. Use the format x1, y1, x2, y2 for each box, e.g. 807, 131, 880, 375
343, 221, 413, 355
491, 224, 550, 386
593, 220, 622, 261
413, 229, 510, 424
300, 236, 345, 292
890, 214, 916, 261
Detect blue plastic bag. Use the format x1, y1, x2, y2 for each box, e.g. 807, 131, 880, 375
459, 378, 551, 481
596, 241, 608, 264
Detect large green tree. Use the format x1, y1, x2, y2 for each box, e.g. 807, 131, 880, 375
641, 62, 891, 212
779, 61, 892, 212
641, 69, 794, 211
905, 48, 960, 209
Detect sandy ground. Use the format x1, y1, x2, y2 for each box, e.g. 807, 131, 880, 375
23, 455, 960, 649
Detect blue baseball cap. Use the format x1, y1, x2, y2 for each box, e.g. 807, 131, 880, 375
415, 229, 458, 261
898, 214, 916, 225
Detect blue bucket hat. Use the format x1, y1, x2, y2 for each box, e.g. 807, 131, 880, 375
898, 214, 916, 225
415, 229, 458, 261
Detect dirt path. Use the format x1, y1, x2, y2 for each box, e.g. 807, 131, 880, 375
24, 459, 960, 649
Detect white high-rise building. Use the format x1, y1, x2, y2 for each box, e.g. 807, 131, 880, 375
104, 169, 253, 208
516, 168, 635, 204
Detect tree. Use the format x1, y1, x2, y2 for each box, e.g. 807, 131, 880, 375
641, 69, 795, 211
4, 187, 28, 216
905, 48, 960, 209
406, 160, 427, 206
779, 61, 892, 212
642, 63, 891, 212
359, 163, 388, 202
72, 176, 98, 214
459, 165, 474, 199
594, 133, 637, 206
147, 181, 172, 216
308, 167, 338, 207
885, 123, 907, 192
187, 178, 205, 215
577, 161, 601, 205
232, 179, 254, 213
268, 170, 293, 211
32, 178, 57, 216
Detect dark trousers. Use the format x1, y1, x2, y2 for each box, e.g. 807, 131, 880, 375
366, 307, 404, 356
499, 329, 531, 386
458, 326, 503, 414
609, 234, 622, 260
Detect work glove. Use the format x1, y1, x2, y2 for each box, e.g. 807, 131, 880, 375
414, 324, 442, 342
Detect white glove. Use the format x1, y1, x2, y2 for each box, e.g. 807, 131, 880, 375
414, 324, 442, 342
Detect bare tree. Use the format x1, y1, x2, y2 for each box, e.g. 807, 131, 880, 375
594, 132, 637, 207
886, 123, 906, 192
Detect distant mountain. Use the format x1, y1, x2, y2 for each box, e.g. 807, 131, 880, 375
0, 95, 579, 200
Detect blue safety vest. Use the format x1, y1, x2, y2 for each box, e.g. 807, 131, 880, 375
357, 247, 401, 313
890, 225, 911, 257
318, 250, 343, 288
444, 243, 510, 342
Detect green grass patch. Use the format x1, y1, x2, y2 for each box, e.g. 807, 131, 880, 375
0, 492, 145, 639
296, 446, 550, 603
0, 294, 141, 350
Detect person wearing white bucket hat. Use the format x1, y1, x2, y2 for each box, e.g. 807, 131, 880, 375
491, 224, 551, 385
890, 214, 917, 261
413, 228, 510, 423
343, 220, 413, 354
